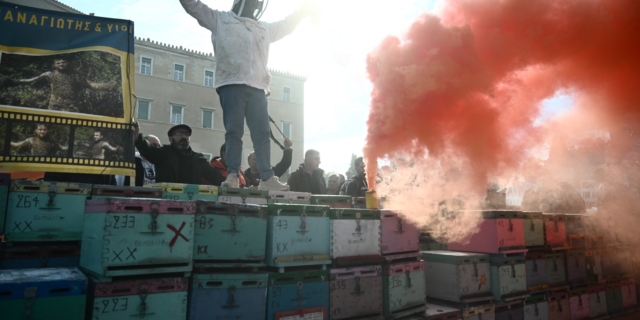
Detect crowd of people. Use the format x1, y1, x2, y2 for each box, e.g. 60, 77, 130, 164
132, 122, 369, 196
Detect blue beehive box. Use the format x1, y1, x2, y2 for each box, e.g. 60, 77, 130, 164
80, 198, 195, 280
4, 180, 90, 243
189, 273, 268, 320
0, 267, 87, 320
266, 269, 329, 320
0, 244, 80, 270
194, 201, 267, 266
266, 204, 331, 270
0, 173, 10, 236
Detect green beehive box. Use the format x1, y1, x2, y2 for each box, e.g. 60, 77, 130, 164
267, 190, 311, 204
521, 211, 544, 247
0, 173, 10, 236
218, 187, 268, 205
606, 284, 624, 316
88, 277, 188, 320
0, 267, 87, 320
5, 180, 90, 243
382, 260, 427, 319
265, 204, 331, 269
490, 255, 529, 302
309, 195, 352, 208
80, 198, 195, 280
194, 201, 267, 265
146, 183, 218, 201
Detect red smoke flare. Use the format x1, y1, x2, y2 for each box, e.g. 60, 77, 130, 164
364, 0, 640, 191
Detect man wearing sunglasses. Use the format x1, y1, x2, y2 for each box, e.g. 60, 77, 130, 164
133, 122, 225, 185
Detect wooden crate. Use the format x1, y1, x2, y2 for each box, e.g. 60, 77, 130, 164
91, 184, 162, 199
194, 201, 266, 266
380, 210, 420, 256
422, 251, 492, 303
521, 212, 544, 248
383, 260, 427, 319
329, 208, 381, 262
80, 198, 195, 280
189, 273, 267, 320
0, 267, 87, 320
266, 269, 329, 320
218, 187, 268, 205
0, 244, 80, 269
4, 180, 90, 243
146, 183, 218, 201
490, 255, 529, 302
329, 265, 383, 319
309, 195, 352, 208
523, 294, 548, 320
525, 252, 548, 292
88, 276, 188, 320
265, 204, 331, 270
448, 211, 527, 254
547, 292, 571, 320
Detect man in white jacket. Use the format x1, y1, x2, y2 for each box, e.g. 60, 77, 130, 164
179, 0, 312, 190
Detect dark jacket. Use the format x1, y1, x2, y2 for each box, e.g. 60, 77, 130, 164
287, 163, 326, 194
342, 174, 368, 197
135, 134, 224, 185
244, 149, 293, 187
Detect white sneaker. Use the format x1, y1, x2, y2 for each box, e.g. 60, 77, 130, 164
258, 176, 290, 191
221, 173, 240, 188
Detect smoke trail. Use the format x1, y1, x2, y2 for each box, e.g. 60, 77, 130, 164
365, 0, 640, 241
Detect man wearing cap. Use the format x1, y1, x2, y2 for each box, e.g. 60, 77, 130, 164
179, 0, 313, 191
133, 122, 225, 185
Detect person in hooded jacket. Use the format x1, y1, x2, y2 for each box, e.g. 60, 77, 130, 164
288, 149, 326, 194
341, 156, 368, 197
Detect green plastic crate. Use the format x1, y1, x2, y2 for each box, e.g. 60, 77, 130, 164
5, 180, 90, 243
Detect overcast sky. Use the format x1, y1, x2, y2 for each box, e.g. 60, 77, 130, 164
60, 0, 569, 173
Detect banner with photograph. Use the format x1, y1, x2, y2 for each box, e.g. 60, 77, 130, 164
0, 2, 135, 176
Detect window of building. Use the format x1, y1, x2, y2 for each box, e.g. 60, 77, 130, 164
140, 56, 153, 75
202, 109, 214, 129
283, 86, 291, 102
171, 105, 184, 124
282, 122, 291, 139
173, 63, 185, 82
204, 70, 214, 87
137, 100, 151, 120
202, 153, 212, 161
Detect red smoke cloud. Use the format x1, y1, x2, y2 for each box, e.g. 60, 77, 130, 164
364, 0, 640, 193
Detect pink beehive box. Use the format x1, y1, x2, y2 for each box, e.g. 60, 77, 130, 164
448, 211, 527, 254
380, 210, 419, 256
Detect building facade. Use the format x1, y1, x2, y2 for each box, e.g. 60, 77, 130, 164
133, 38, 306, 177
4, 0, 307, 179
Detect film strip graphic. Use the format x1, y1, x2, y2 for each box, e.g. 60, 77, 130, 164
0, 111, 134, 169
1, 112, 130, 130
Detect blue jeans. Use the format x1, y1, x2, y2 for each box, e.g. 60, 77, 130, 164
218, 84, 274, 181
